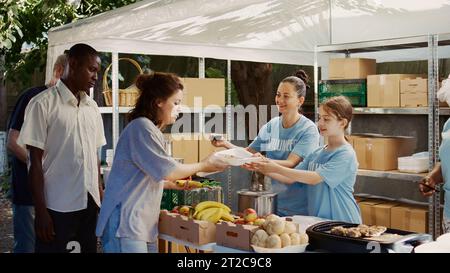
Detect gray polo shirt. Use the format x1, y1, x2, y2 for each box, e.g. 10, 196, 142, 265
96, 117, 177, 242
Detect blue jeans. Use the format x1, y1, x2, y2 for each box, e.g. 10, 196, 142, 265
12, 204, 35, 253
101, 205, 157, 253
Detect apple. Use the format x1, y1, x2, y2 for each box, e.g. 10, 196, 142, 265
179, 205, 191, 216
171, 206, 180, 214
243, 208, 258, 223
254, 218, 266, 227
234, 218, 246, 225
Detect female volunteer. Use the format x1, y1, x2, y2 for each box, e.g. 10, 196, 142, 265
250, 96, 361, 223
96, 72, 226, 253
213, 70, 319, 216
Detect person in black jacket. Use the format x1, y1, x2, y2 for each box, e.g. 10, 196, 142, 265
6, 53, 67, 253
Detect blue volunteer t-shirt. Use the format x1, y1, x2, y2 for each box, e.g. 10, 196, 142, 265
249, 115, 319, 216
440, 118, 450, 220
296, 143, 362, 223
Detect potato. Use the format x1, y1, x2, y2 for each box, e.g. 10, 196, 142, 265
300, 232, 309, 244
280, 233, 291, 248
265, 219, 285, 235
290, 233, 301, 245
284, 222, 297, 234
265, 234, 282, 248
251, 229, 269, 247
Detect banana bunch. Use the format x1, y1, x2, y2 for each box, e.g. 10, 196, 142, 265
193, 201, 234, 223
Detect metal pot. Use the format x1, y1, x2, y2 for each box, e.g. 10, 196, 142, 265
237, 190, 277, 217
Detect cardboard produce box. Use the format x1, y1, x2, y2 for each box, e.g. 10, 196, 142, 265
171, 214, 217, 245
367, 74, 422, 107
391, 205, 428, 233
359, 200, 384, 225
181, 78, 225, 108
354, 136, 416, 171
216, 222, 260, 251
400, 78, 428, 107
165, 133, 200, 163
159, 210, 177, 237
328, 58, 376, 80
199, 134, 227, 160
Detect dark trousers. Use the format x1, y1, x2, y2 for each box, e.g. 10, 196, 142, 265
35, 194, 99, 253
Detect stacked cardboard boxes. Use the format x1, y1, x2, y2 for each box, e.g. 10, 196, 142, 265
367, 74, 422, 107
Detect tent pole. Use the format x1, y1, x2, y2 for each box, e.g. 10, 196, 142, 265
226, 59, 232, 208
112, 52, 119, 150
198, 57, 205, 78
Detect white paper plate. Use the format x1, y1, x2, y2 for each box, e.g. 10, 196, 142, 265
437, 233, 450, 244
214, 148, 264, 166
414, 241, 450, 253
251, 243, 308, 253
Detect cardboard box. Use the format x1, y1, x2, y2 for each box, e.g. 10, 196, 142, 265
181, 78, 225, 108
216, 222, 260, 251
165, 133, 200, 163
391, 205, 428, 233
171, 214, 217, 245
354, 136, 416, 171
159, 210, 177, 237
199, 134, 226, 161
347, 133, 383, 149
372, 202, 399, 227
359, 200, 384, 225
367, 74, 421, 107
400, 78, 428, 107
329, 58, 376, 80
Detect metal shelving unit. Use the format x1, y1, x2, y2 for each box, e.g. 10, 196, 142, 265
314, 33, 450, 239
353, 107, 450, 115
357, 169, 427, 181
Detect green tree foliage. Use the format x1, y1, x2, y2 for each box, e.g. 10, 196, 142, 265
0, 0, 138, 86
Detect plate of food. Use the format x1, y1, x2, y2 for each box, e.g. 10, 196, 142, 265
214, 148, 263, 166
251, 243, 308, 253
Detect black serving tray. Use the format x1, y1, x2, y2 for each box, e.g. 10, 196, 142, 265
306, 221, 432, 253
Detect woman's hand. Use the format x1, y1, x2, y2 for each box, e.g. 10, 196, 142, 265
200, 153, 228, 173
241, 152, 264, 171
211, 139, 228, 148
248, 158, 279, 174
164, 180, 196, 190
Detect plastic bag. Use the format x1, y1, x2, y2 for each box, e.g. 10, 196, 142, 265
437, 74, 450, 105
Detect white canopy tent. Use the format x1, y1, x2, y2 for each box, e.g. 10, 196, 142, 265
45, 0, 330, 80
46, 0, 450, 81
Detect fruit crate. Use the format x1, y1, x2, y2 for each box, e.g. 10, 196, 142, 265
319, 79, 367, 107
161, 187, 223, 210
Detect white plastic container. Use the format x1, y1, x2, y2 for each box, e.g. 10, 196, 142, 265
398, 152, 428, 173
214, 147, 263, 166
